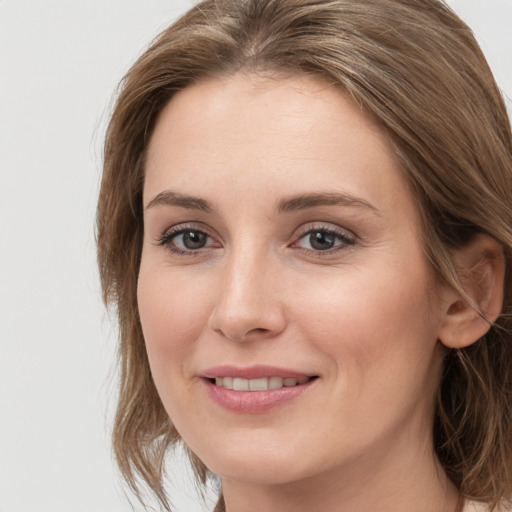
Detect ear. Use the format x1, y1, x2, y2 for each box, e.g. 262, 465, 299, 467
438, 234, 505, 349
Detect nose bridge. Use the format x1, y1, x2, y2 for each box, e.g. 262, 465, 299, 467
209, 239, 286, 341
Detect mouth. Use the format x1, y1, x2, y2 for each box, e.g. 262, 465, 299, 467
207, 375, 317, 391
200, 366, 319, 412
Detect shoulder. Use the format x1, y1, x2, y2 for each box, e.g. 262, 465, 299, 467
463, 501, 512, 512
464, 503, 489, 512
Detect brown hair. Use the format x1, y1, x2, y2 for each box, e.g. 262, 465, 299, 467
97, 0, 512, 510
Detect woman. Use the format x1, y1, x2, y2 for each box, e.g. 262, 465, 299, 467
96, 0, 512, 511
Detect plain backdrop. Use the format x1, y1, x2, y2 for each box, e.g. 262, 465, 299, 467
0, 1, 510, 511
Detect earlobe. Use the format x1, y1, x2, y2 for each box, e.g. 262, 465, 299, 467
438, 234, 505, 349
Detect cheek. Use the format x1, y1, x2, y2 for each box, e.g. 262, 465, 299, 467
293, 262, 441, 383
291, 268, 443, 450
137, 264, 213, 377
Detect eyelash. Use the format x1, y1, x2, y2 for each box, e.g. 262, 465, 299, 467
291, 225, 356, 255
156, 223, 357, 257
156, 224, 217, 256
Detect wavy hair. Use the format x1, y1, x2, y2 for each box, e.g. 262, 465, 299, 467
97, 0, 512, 510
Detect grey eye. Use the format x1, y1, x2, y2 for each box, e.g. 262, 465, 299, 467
176, 230, 209, 250
308, 231, 337, 250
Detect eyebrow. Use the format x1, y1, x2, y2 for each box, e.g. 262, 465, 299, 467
145, 190, 379, 216
277, 192, 380, 216
145, 190, 216, 213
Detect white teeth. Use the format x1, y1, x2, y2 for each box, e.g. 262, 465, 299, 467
215, 377, 233, 389
213, 376, 311, 391
233, 378, 249, 391
249, 378, 269, 391
268, 376, 284, 389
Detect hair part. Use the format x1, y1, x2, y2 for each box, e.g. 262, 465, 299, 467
97, 0, 512, 510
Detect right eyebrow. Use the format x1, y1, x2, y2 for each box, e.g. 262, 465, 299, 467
145, 190, 216, 214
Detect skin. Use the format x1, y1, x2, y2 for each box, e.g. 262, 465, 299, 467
138, 73, 461, 512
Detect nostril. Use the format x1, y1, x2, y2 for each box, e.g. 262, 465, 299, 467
248, 327, 271, 335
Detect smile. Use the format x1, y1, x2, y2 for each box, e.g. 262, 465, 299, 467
212, 376, 312, 391
201, 367, 319, 412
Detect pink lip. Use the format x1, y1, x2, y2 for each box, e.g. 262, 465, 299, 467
201, 364, 312, 380
200, 365, 318, 413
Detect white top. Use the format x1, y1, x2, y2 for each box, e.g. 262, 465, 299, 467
464, 501, 511, 512
464, 502, 488, 512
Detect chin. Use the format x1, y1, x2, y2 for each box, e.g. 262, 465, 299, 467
209, 458, 307, 486
192, 435, 314, 486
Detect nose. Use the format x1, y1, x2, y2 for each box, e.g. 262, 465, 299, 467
208, 249, 287, 342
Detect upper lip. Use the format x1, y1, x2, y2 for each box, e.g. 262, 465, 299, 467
200, 365, 315, 380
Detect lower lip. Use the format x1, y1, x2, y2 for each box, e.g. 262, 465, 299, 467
203, 378, 316, 413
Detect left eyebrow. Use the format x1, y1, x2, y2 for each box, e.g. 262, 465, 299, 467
276, 192, 381, 216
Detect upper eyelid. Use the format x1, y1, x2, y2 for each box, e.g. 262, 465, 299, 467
154, 221, 357, 247
155, 225, 219, 257
160, 222, 213, 237
154, 223, 215, 247
294, 222, 356, 239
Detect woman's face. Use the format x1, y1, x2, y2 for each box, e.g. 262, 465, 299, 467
138, 74, 450, 487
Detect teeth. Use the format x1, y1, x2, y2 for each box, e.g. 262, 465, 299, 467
215, 377, 233, 389
249, 378, 268, 391
268, 376, 284, 389
213, 376, 311, 391
233, 378, 249, 391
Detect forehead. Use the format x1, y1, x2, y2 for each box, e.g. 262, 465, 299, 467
144, 73, 414, 222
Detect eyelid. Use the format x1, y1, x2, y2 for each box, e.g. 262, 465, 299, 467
290, 222, 358, 254
294, 222, 356, 240
153, 221, 357, 257
156, 222, 209, 241
155, 222, 220, 255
